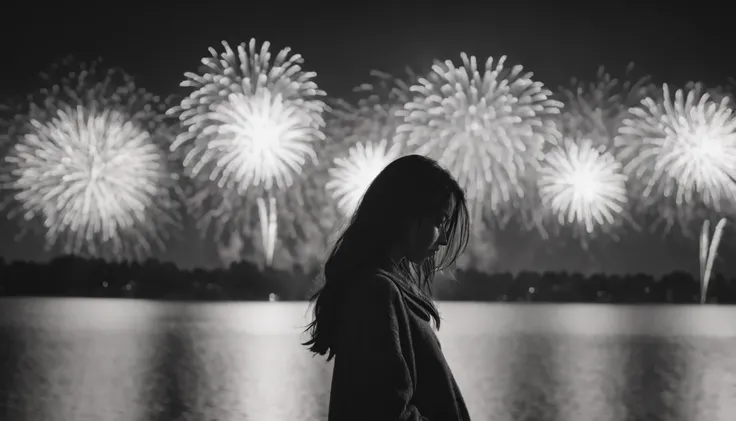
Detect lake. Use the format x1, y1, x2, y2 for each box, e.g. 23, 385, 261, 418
0, 298, 735, 421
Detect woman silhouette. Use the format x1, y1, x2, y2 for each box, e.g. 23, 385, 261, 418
304, 154, 472, 420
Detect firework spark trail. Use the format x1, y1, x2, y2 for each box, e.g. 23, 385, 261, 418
169, 39, 327, 267
326, 138, 402, 217
615, 83, 736, 232
0, 58, 180, 261
395, 53, 562, 224
539, 137, 628, 236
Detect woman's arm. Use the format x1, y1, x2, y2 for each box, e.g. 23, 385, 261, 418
337, 274, 427, 421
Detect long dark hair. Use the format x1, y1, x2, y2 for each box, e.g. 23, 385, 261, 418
303, 154, 470, 361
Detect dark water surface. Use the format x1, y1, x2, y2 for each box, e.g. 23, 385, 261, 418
1, 298, 735, 421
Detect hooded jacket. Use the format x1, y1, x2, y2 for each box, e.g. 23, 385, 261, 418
327, 268, 471, 421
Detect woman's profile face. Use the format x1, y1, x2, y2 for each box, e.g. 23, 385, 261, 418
404, 197, 453, 263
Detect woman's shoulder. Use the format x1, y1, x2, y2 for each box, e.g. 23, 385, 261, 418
351, 268, 403, 299
336, 269, 405, 312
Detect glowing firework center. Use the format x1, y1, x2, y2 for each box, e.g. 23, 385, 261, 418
208, 91, 317, 193
539, 138, 628, 235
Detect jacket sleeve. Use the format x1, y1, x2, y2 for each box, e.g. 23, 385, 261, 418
338, 275, 427, 421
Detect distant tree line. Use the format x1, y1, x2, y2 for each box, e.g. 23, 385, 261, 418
0, 256, 734, 304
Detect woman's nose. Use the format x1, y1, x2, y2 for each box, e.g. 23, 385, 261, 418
438, 229, 448, 245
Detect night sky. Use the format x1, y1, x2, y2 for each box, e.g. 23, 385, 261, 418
0, 2, 734, 272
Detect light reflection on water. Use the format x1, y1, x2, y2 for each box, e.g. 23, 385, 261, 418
1, 299, 735, 421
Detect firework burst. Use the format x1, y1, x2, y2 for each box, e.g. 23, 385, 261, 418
539, 137, 629, 238
334, 69, 419, 141
395, 53, 562, 224
557, 63, 654, 148
199, 90, 319, 192
323, 69, 418, 165
615, 83, 736, 233
169, 39, 327, 267
320, 70, 417, 218
1, 57, 181, 261
326, 138, 403, 217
